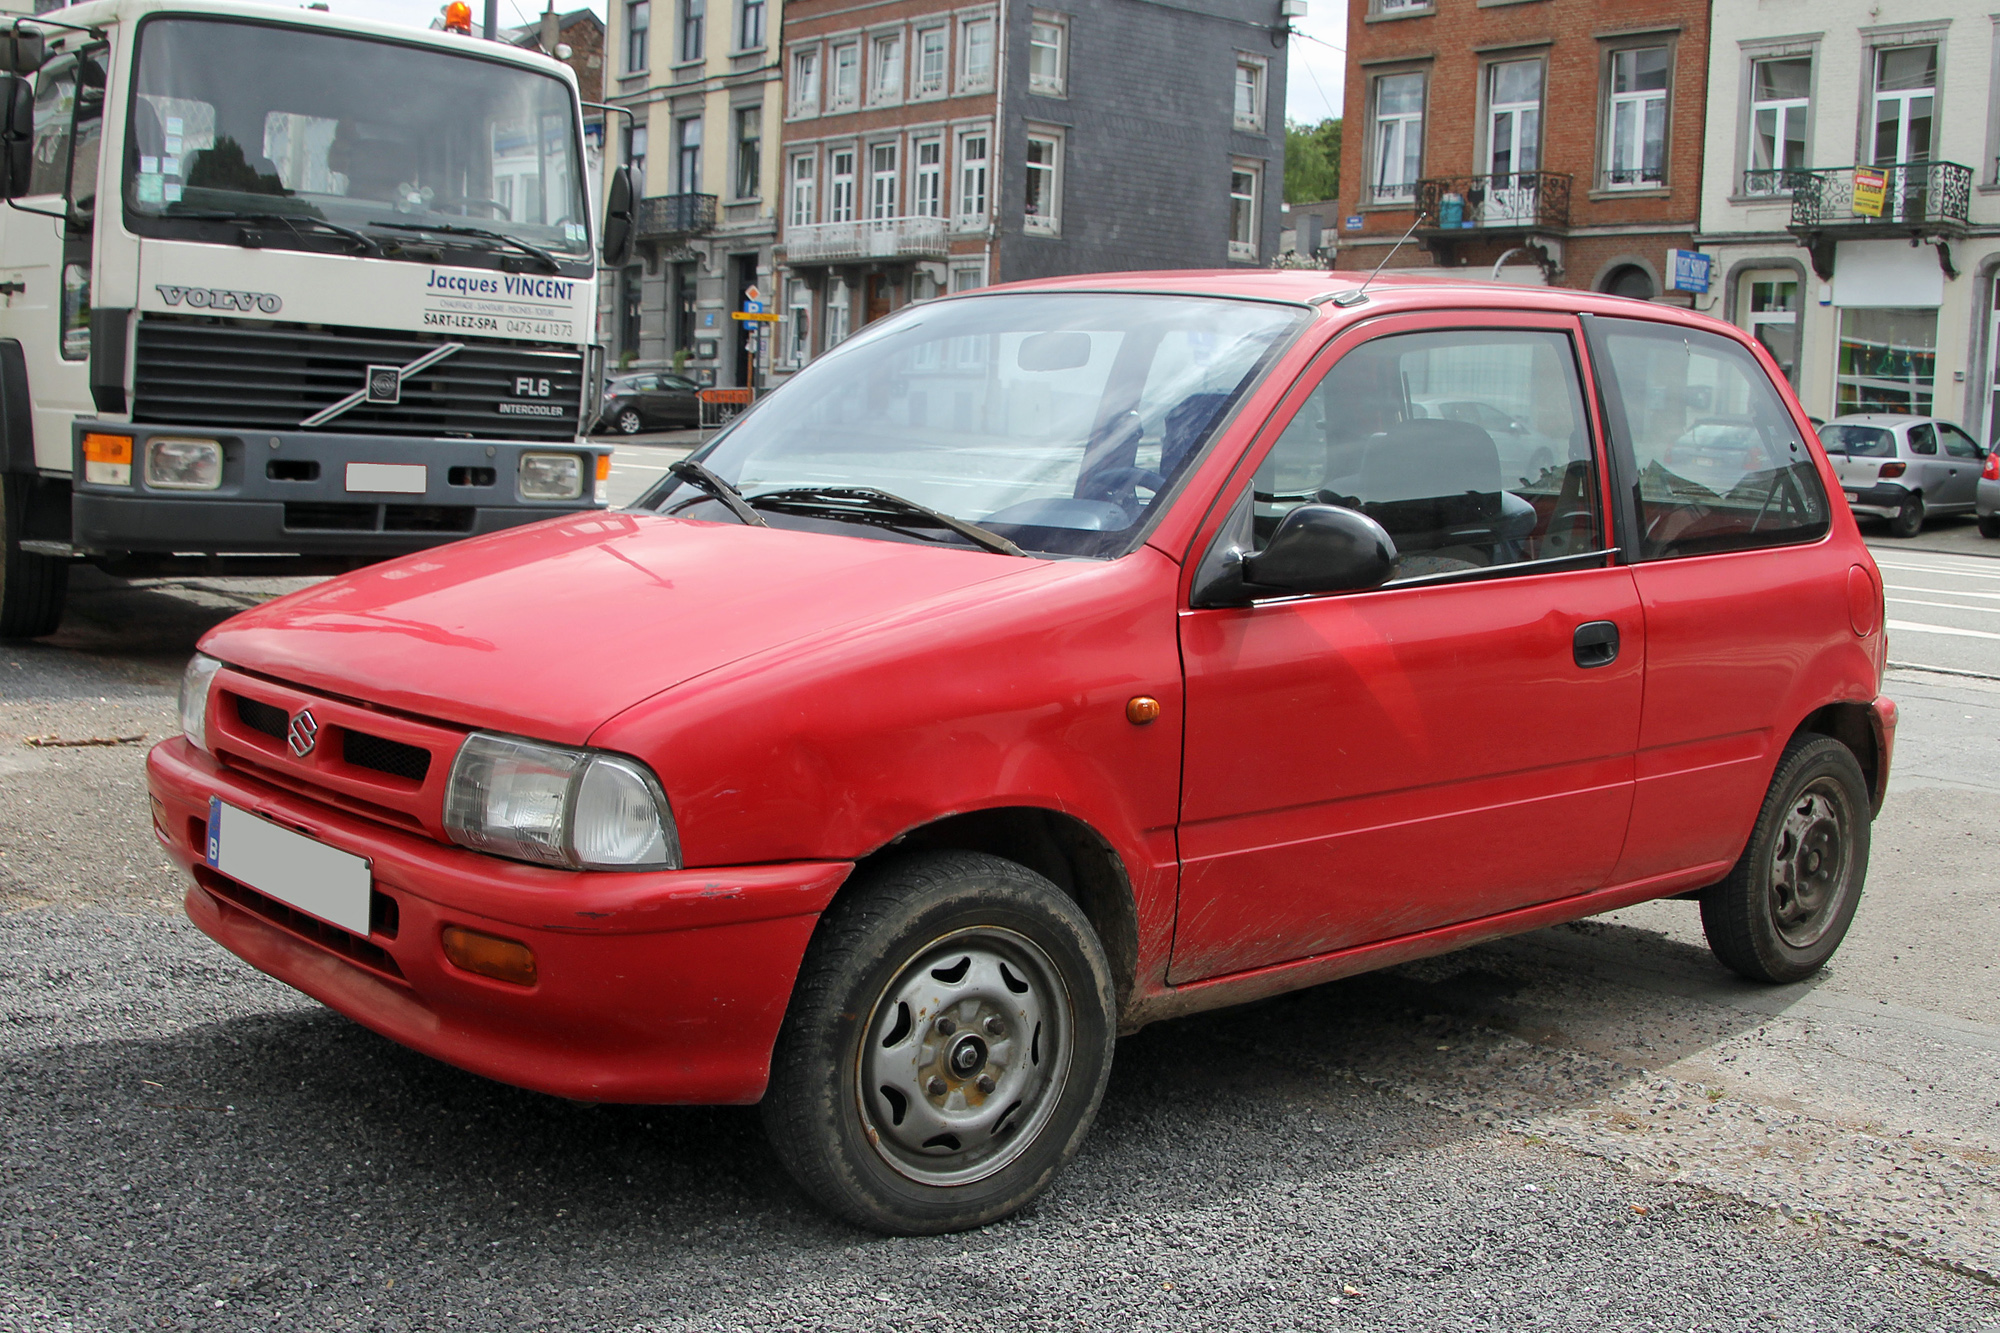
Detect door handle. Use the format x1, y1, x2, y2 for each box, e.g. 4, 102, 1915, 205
1573, 620, 1619, 668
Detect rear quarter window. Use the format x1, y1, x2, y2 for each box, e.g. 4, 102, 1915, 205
1591, 317, 1830, 559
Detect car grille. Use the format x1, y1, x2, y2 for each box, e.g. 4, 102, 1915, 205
132, 315, 584, 441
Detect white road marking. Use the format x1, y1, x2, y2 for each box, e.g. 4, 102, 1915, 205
1888, 597, 2000, 616
1875, 560, 2000, 581
1887, 619, 2000, 641
1885, 583, 2000, 601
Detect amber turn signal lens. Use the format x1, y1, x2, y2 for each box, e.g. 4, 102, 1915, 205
1125, 695, 1161, 725
1879, 461, 1907, 479
82, 433, 132, 464
441, 925, 537, 986
595, 453, 612, 481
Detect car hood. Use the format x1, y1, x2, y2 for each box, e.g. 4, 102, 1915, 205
199, 513, 1035, 745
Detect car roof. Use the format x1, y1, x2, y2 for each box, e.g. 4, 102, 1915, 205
1826, 415, 1928, 427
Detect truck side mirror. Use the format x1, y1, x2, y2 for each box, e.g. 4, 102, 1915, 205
0, 76, 32, 200
601, 165, 635, 269
0, 29, 45, 75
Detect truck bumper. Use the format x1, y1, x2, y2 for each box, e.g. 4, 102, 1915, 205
148, 736, 851, 1105
72, 422, 610, 557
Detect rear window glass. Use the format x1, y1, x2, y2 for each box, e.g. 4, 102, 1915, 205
1593, 318, 1830, 560
1818, 424, 1896, 457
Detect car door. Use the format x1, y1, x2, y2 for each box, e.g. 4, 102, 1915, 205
660, 375, 703, 426
1936, 423, 1983, 509
1906, 422, 1949, 502
1171, 313, 1645, 984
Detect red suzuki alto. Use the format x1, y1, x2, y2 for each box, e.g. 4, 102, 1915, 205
147, 272, 1894, 1235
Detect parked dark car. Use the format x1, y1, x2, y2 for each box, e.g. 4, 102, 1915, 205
599, 372, 701, 434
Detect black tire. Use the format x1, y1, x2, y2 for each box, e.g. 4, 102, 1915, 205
1701, 735, 1870, 984
1979, 512, 2000, 539
616, 408, 644, 435
0, 474, 66, 640
761, 850, 1116, 1235
1888, 493, 1924, 538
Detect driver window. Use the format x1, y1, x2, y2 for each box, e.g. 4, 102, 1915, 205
1939, 423, 1981, 459
1251, 328, 1604, 580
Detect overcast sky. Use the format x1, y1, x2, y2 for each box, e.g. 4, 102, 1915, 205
320, 0, 1349, 125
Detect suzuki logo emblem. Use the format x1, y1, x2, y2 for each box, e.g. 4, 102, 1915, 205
286, 709, 319, 758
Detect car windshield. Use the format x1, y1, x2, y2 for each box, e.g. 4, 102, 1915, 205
1819, 423, 1897, 457
642, 293, 1304, 558
124, 18, 588, 261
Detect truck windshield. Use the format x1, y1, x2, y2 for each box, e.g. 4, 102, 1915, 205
124, 17, 587, 261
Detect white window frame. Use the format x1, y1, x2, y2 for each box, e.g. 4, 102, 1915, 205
1746, 56, 1810, 186
1369, 70, 1425, 205
785, 276, 812, 365
913, 136, 943, 217
830, 40, 861, 110
827, 146, 857, 223
1483, 57, 1542, 180
868, 141, 900, 221
1023, 125, 1063, 236
674, 114, 702, 195
955, 127, 990, 226
678, 0, 705, 64
950, 258, 988, 293
1228, 159, 1260, 260
868, 29, 904, 106
958, 15, 997, 94
1029, 12, 1068, 98
912, 26, 949, 99
825, 273, 852, 348
1234, 55, 1267, 132
788, 45, 820, 118
1374, 0, 1430, 11
1604, 44, 1670, 190
787, 151, 817, 226
732, 104, 762, 201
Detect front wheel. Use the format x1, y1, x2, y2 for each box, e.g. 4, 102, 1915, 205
761, 851, 1116, 1235
1700, 735, 1870, 984
0, 474, 67, 640
1888, 494, 1924, 538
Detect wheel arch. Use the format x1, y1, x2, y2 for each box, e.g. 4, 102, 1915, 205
1792, 701, 1884, 816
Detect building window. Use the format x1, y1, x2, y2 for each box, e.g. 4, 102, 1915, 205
788, 152, 816, 226
869, 31, 903, 105
825, 274, 852, 347
789, 47, 819, 116
828, 147, 856, 222
734, 106, 761, 200
1872, 45, 1936, 167
914, 27, 947, 97
1229, 161, 1259, 260
1485, 59, 1541, 181
1029, 14, 1067, 98
1369, 71, 1424, 204
960, 17, 995, 92
957, 130, 988, 222
679, 0, 704, 63
674, 115, 702, 193
1234, 57, 1266, 132
1024, 128, 1062, 235
625, 0, 649, 73
869, 142, 899, 220
624, 123, 648, 195
950, 261, 985, 293
1374, 0, 1430, 12
913, 138, 942, 217
786, 277, 811, 363
739, 0, 764, 51
1605, 46, 1669, 188
830, 41, 861, 109
1838, 308, 1936, 415
1742, 56, 1810, 195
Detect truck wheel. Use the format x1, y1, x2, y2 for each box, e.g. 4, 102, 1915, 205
1888, 494, 1924, 538
1700, 735, 1870, 984
761, 850, 1116, 1235
617, 408, 643, 435
0, 474, 66, 640
1980, 512, 2000, 539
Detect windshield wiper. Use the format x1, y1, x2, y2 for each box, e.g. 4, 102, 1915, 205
370, 221, 563, 273
163, 209, 382, 256
747, 486, 1027, 557
667, 459, 767, 527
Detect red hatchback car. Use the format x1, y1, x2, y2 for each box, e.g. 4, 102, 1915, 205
148, 272, 1894, 1235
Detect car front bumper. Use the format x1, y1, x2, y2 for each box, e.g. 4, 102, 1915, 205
148, 737, 850, 1105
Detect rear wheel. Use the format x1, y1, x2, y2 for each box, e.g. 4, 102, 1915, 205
1888, 494, 1924, 538
0, 474, 67, 640
761, 851, 1116, 1235
1701, 735, 1870, 984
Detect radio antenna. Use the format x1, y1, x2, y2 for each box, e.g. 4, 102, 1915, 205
1330, 207, 1431, 308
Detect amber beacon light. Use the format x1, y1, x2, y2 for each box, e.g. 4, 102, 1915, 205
443, 2, 474, 34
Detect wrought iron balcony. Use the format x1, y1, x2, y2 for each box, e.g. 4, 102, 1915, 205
1413, 172, 1571, 234
635, 193, 717, 241
1788, 161, 1970, 233
783, 217, 949, 264
1741, 167, 1815, 199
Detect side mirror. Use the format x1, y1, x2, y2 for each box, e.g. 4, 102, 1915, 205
0, 76, 31, 200
0, 28, 44, 75
601, 164, 635, 269
1192, 504, 1398, 607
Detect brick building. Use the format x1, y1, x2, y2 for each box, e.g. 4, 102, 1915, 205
773, 0, 1292, 372
1335, 0, 1710, 300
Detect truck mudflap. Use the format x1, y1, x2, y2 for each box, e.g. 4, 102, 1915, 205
69, 421, 610, 557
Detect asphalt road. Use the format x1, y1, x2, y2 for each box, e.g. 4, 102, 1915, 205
1, 468, 1997, 1330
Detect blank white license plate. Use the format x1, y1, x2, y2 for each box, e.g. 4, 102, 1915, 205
345, 462, 427, 494
1845, 491, 1860, 501
207, 798, 372, 935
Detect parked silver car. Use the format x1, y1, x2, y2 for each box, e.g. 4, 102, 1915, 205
1818, 414, 1987, 538
1977, 445, 1999, 539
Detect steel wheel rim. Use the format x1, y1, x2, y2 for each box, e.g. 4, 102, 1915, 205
1769, 776, 1853, 949
855, 925, 1073, 1188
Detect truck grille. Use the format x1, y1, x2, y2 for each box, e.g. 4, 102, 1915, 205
132, 315, 584, 441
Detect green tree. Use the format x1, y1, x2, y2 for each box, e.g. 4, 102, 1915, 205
1284, 118, 1341, 205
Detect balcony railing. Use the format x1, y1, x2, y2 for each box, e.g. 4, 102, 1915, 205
783, 216, 950, 264
1413, 172, 1571, 233
635, 193, 718, 241
1788, 161, 1971, 233
1741, 167, 1815, 199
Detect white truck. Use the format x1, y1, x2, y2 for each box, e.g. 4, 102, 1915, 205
0, 0, 636, 637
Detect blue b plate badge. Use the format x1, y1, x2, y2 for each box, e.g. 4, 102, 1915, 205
207, 796, 373, 935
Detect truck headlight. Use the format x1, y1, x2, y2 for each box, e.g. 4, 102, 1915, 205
145, 438, 223, 491
443, 732, 680, 871
518, 452, 584, 500
179, 652, 223, 751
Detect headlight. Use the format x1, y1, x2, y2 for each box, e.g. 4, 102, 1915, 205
443, 732, 680, 871
518, 452, 584, 501
145, 437, 223, 490
179, 652, 223, 751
